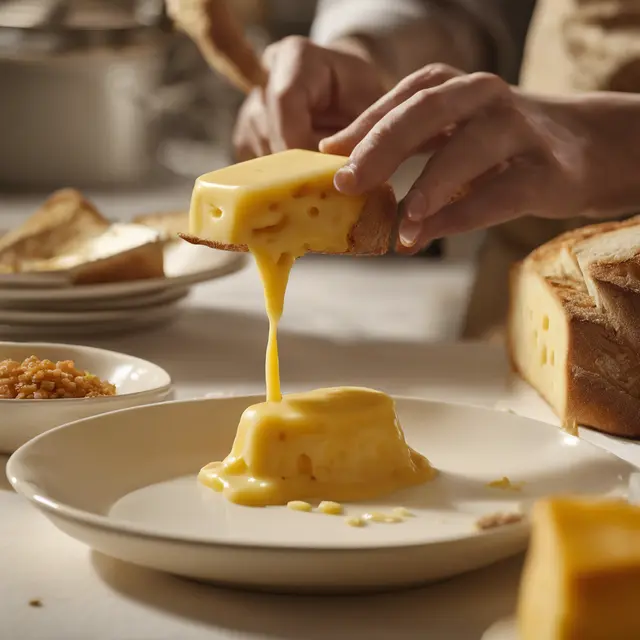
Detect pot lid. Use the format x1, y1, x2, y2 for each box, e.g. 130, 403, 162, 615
0, 0, 169, 53
0, 0, 165, 31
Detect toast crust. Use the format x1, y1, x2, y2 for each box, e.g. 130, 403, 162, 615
180, 183, 397, 256
166, 0, 266, 93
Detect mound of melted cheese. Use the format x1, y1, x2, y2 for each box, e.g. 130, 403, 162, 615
199, 386, 435, 506
190, 150, 435, 506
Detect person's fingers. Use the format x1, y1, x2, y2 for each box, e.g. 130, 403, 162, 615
262, 37, 324, 152
332, 72, 513, 195
402, 106, 534, 222
397, 161, 547, 252
232, 90, 272, 160
320, 63, 462, 156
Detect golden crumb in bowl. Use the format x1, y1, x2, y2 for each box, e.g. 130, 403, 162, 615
0, 356, 116, 399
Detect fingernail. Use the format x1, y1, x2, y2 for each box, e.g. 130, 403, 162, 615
399, 219, 422, 247
334, 164, 358, 193
318, 137, 331, 152
404, 190, 428, 221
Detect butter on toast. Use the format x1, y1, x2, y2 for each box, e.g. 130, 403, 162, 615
24, 223, 165, 285
133, 211, 190, 241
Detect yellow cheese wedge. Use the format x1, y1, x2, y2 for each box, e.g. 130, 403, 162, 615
199, 387, 435, 506
187, 149, 368, 261
518, 497, 640, 640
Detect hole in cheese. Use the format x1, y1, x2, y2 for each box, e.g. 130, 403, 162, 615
268, 203, 279, 212
308, 206, 320, 217
292, 184, 311, 199
542, 315, 549, 331
252, 215, 289, 236
211, 206, 223, 219
540, 346, 547, 365
319, 191, 328, 200
297, 453, 313, 476
278, 431, 286, 442
550, 350, 555, 366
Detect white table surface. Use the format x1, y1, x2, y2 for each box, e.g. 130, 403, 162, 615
1, 194, 639, 640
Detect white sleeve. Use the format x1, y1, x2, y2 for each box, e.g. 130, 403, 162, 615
310, 0, 518, 81
311, 0, 431, 45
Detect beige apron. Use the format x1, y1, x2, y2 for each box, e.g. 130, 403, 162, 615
462, 0, 640, 339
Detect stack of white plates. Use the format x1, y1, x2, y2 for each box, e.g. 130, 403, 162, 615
0, 242, 246, 338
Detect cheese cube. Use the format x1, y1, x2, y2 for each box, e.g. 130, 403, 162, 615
518, 497, 640, 640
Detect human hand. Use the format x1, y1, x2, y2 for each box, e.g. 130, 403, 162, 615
321, 64, 590, 253
232, 36, 386, 161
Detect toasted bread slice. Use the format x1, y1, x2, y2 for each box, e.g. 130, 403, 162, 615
180, 183, 397, 256
25, 223, 165, 285
133, 211, 189, 241
0, 189, 109, 266
166, 0, 267, 93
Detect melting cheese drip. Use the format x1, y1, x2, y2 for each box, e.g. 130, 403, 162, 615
190, 150, 436, 506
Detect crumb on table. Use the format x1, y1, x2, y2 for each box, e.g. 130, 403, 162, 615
476, 512, 524, 530
28, 599, 42, 608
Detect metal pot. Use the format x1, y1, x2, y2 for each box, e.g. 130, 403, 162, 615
0, 0, 176, 189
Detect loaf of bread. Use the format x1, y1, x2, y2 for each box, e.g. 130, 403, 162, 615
508, 215, 640, 437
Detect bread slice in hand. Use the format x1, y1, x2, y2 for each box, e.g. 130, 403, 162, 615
179, 150, 398, 257
508, 214, 640, 438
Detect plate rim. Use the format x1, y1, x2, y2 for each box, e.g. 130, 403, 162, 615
0, 250, 248, 301
6, 395, 633, 553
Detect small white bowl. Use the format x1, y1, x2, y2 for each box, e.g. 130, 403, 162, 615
0, 341, 173, 453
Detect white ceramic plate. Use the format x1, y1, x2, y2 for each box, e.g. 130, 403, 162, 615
0, 286, 189, 311
0, 303, 182, 339
7, 396, 633, 593
0, 291, 188, 324
0, 243, 246, 302
0, 341, 173, 453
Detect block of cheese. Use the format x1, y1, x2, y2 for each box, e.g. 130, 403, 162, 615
518, 497, 640, 640
508, 215, 640, 437
199, 386, 436, 506
180, 149, 397, 258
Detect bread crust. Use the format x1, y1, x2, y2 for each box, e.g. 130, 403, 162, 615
180, 183, 397, 256
166, 0, 267, 93
508, 216, 640, 438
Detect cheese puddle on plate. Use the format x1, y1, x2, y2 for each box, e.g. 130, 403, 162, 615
190, 150, 436, 506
